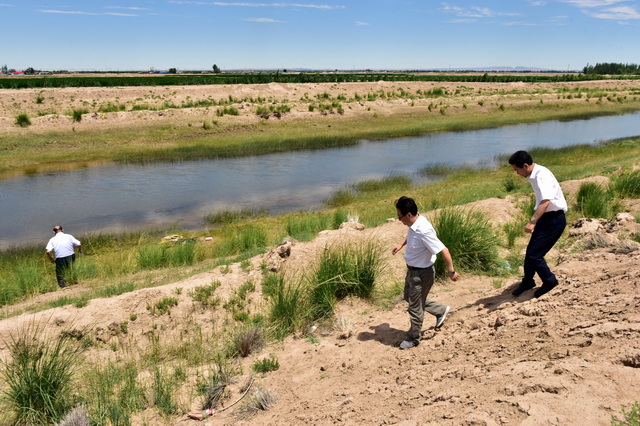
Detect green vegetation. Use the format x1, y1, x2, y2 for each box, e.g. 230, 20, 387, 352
611, 401, 640, 425
575, 182, 619, 219
0, 72, 625, 90
14, 113, 31, 127
3, 84, 640, 176
0, 324, 84, 425
431, 208, 500, 278
0, 138, 639, 424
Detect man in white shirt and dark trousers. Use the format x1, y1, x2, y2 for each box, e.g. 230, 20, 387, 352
509, 150, 567, 298
46, 225, 82, 288
392, 196, 459, 350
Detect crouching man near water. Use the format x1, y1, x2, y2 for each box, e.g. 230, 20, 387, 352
46, 225, 82, 289
509, 150, 567, 298
392, 196, 459, 350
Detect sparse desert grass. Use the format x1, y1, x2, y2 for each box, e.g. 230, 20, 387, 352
252, 355, 280, 373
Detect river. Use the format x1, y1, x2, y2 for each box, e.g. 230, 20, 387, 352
1, 111, 639, 249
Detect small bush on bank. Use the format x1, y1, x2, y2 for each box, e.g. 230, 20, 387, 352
614, 170, 640, 198
576, 182, 619, 219
0, 323, 84, 425
15, 113, 31, 127
431, 208, 500, 278
308, 240, 385, 319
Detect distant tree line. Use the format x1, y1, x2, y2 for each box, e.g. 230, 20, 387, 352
583, 63, 640, 75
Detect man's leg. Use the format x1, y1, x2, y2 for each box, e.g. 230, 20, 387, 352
404, 269, 428, 343
55, 257, 67, 288
525, 213, 566, 284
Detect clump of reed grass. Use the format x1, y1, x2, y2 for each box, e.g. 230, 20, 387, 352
252, 355, 279, 373
501, 176, 519, 192
151, 367, 178, 415
83, 361, 146, 425
204, 208, 267, 225
197, 355, 238, 410
431, 208, 500, 277
613, 170, 640, 198
15, 113, 31, 127
326, 189, 356, 207
214, 226, 267, 257
418, 163, 455, 178
0, 323, 85, 425
353, 175, 411, 193
243, 387, 278, 413
267, 278, 307, 339
575, 182, 619, 219
308, 240, 385, 319
229, 324, 265, 357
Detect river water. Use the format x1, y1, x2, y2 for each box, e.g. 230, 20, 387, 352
1, 112, 639, 250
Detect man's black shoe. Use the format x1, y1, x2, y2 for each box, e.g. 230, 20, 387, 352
534, 281, 557, 298
511, 281, 535, 296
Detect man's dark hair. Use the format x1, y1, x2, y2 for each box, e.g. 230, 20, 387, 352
53, 226, 62, 232
508, 150, 533, 168
395, 196, 418, 216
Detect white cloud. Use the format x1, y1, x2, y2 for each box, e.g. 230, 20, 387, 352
561, 0, 630, 7
528, 0, 547, 5
440, 3, 521, 18
170, 1, 345, 8
39, 9, 138, 17
584, 5, 640, 18
39, 9, 98, 15
244, 17, 287, 22
104, 6, 148, 11
0, 3, 14, 7
355, 20, 370, 26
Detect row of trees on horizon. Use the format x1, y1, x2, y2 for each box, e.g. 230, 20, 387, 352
2, 63, 640, 76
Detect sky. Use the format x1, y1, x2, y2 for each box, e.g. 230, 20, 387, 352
0, 0, 639, 71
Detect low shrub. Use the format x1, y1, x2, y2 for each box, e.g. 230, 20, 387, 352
0, 323, 84, 425
576, 182, 618, 219
15, 113, 31, 127
431, 208, 500, 277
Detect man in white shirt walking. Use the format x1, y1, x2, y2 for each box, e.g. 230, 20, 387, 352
392, 196, 459, 350
46, 225, 82, 288
509, 151, 567, 298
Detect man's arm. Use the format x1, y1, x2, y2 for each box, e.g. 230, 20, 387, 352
525, 199, 550, 234
392, 237, 407, 255
440, 248, 459, 281
46, 250, 55, 264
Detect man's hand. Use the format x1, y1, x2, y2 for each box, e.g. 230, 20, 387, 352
391, 245, 402, 255
448, 271, 459, 282
525, 222, 536, 234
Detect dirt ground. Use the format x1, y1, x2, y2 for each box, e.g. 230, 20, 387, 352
0, 181, 639, 425
1, 78, 639, 424
2, 77, 640, 134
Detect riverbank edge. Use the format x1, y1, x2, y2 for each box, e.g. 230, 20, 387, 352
2, 135, 639, 319
2, 100, 640, 179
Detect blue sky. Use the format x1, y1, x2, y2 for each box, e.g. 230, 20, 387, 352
1, 0, 639, 71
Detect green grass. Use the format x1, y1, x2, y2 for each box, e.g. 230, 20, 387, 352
3, 97, 639, 177
614, 170, 640, 198
431, 208, 500, 278
576, 182, 619, 219
252, 355, 280, 373
15, 113, 31, 127
308, 239, 386, 319
0, 323, 84, 425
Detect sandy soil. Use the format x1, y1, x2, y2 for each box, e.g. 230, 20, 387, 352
0, 181, 639, 425
2, 78, 640, 134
